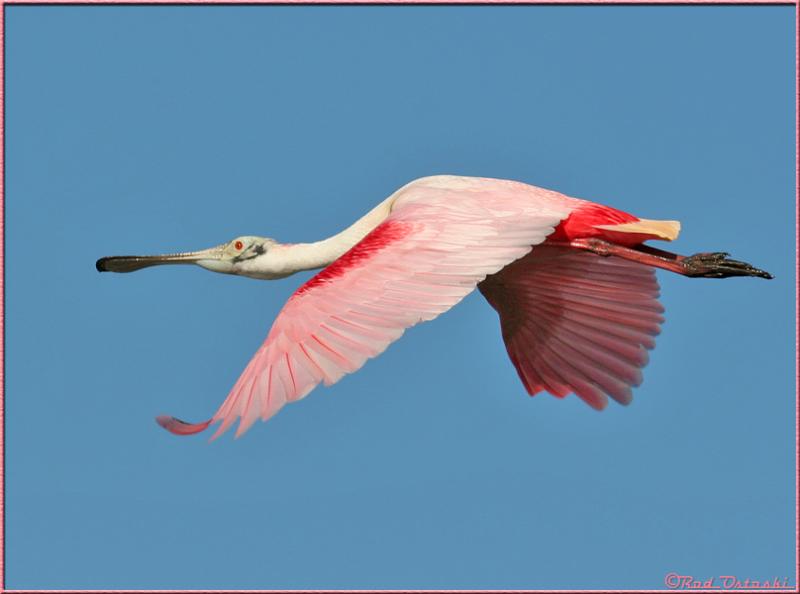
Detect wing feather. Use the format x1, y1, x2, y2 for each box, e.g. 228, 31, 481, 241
478, 244, 663, 410
187, 180, 571, 438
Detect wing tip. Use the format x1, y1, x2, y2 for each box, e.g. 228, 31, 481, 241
156, 415, 213, 436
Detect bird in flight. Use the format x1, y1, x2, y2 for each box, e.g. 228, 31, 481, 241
97, 175, 771, 439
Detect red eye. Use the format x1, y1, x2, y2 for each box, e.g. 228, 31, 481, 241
234, 241, 244, 250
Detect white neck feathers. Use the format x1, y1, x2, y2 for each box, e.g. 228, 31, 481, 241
241, 192, 398, 279
298, 193, 397, 269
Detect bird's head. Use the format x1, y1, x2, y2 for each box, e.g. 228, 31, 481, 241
96, 236, 286, 279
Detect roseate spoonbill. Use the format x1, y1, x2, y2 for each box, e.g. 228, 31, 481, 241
97, 175, 771, 439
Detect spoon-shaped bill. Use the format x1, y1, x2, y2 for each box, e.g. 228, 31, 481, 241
96, 245, 225, 273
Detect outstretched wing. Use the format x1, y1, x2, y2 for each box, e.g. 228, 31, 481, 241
158, 179, 570, 439
478, 245, 664, 410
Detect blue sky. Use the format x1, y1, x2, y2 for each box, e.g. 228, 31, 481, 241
4, 6, 795, 590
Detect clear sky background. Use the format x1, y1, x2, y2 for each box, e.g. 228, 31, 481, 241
4, 6, 795, 590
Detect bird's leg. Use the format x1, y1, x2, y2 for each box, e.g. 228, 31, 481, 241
551, 238, 773, 279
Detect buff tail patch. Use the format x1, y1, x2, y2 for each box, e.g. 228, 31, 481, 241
595, 218, 681, 242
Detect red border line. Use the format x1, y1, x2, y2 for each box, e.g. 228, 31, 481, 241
0, 2, 796, 593
0, 1, 795, 4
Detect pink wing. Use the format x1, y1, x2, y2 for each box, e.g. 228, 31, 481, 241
478, 245, 664, 410
159, 179, 571, 439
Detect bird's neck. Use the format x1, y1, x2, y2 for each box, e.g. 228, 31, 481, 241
242, 193, 398, 279
297, 194, 398, 269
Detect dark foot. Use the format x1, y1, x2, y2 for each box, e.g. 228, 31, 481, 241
681, 252, 773, 279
